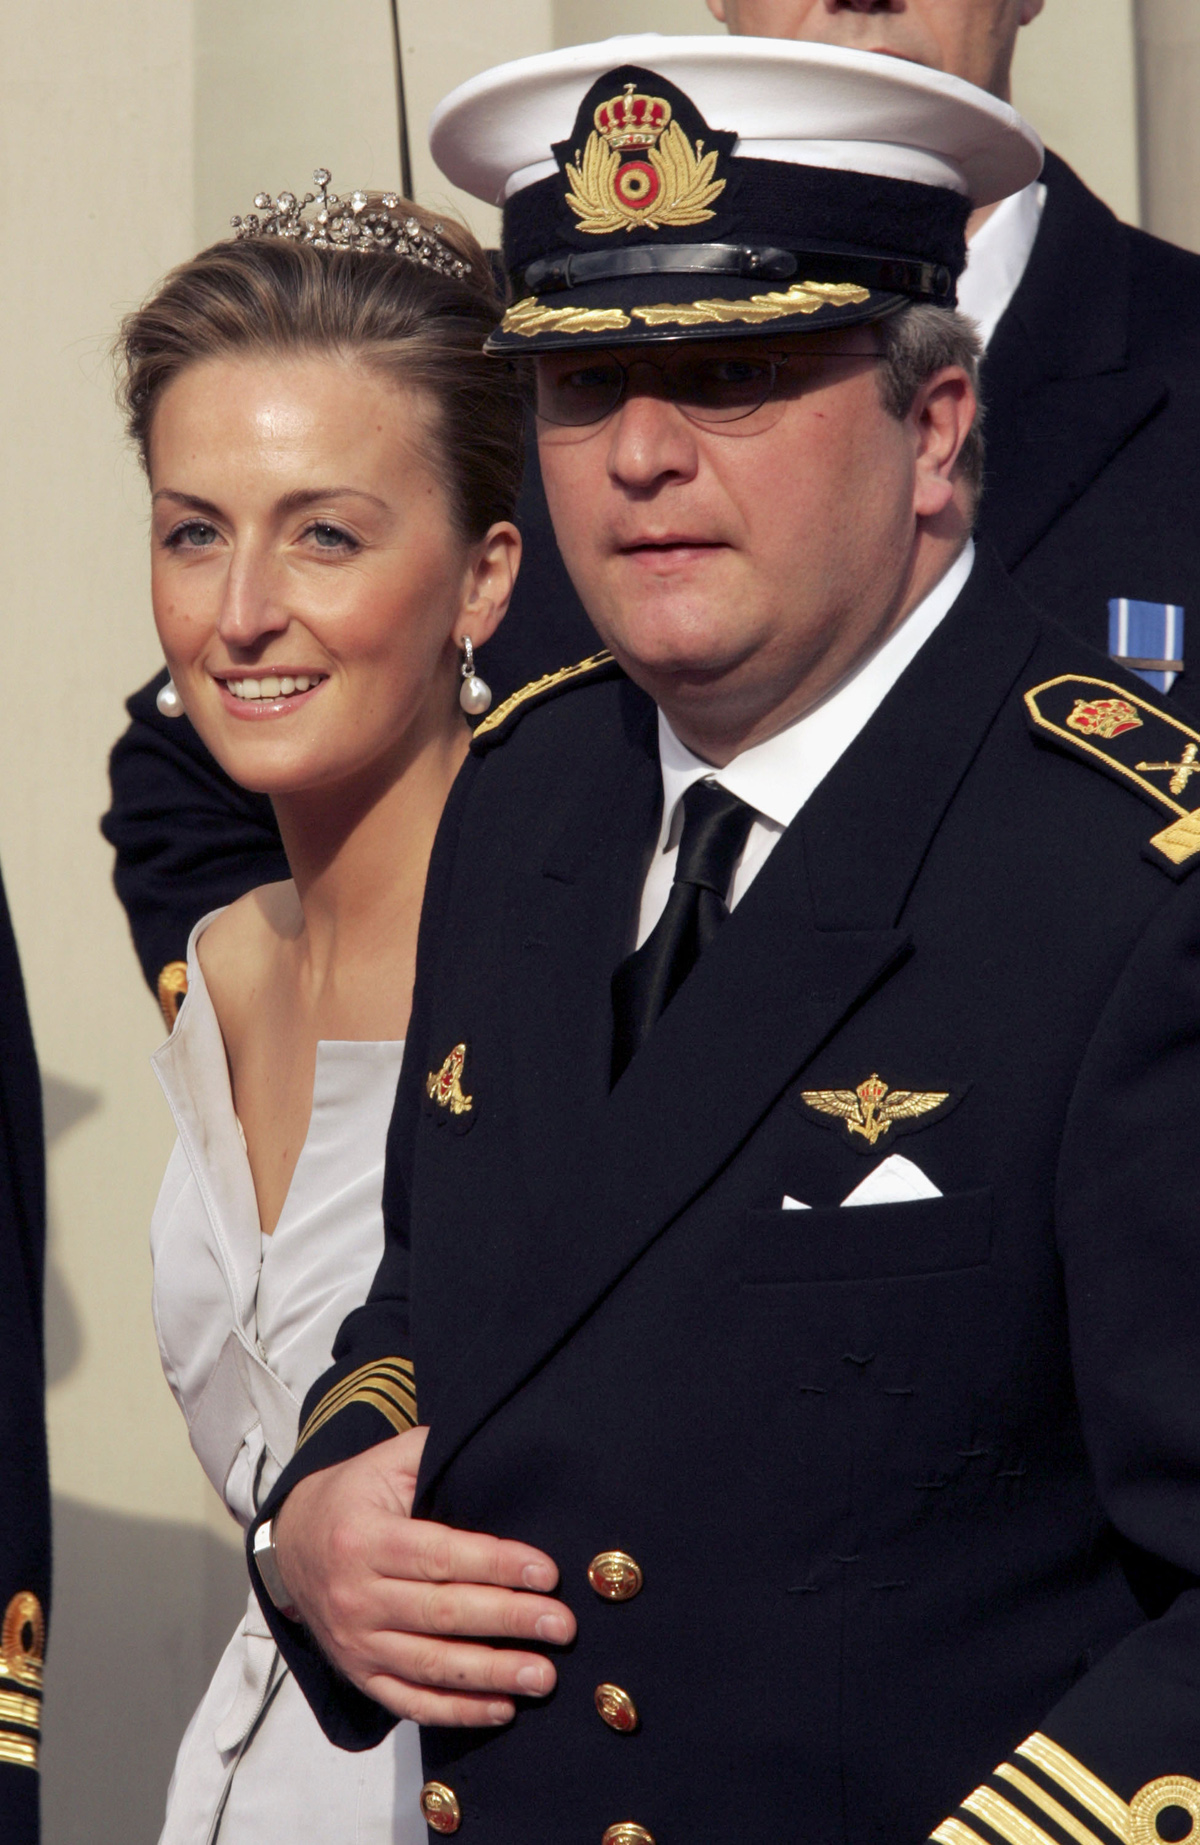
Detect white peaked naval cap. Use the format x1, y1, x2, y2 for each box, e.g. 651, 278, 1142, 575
430, 35, 1043, 209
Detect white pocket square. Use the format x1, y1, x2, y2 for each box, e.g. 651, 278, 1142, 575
782, 1153, 942, 1213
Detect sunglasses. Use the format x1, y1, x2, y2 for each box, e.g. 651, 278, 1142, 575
535, 345, 883, 430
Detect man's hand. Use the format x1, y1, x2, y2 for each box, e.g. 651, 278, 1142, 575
271, 1426, 577, 1726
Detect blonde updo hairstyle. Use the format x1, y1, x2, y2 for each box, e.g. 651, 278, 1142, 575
117, 196, 526, 541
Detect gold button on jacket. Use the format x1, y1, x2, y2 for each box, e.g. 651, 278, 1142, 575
594, 1682, 639, 1732
587, 1551, 644, 1601
420, 1780, 462, 1833
601, 1825, 655, 1845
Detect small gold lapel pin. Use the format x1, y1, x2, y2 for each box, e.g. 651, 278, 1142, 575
801, 1073, 949, 1148
426, 1043, 473, 1116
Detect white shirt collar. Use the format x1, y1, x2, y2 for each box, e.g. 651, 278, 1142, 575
655, 538, 975, 845
956, 179, 1046, 349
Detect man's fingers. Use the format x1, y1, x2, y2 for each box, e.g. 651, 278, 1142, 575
364, 1631, 560, 1699
393, 1580, 575, 1644
360, 1676, 517, 1728
383, 1518, 561, 1594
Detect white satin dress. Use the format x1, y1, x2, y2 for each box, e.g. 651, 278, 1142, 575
149, 912, 425, 1845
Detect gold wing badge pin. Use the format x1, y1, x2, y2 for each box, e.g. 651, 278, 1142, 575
799, 1073, 953, 1150
426, 1043, 473, 1117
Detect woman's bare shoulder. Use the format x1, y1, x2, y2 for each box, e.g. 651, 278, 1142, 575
196, 881, 301, 1038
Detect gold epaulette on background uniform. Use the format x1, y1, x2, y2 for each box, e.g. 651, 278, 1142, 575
157, 960, 188, 1032
1025, 675, 1200, 871
0, 1591, 44, 1771
470, 650, 621, 750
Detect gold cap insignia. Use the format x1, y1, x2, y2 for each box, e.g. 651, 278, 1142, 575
800, 1073, 950, 1148
1065, 695, 1143, 739
566, 83, 724, 235
426, 1043, 473, 1116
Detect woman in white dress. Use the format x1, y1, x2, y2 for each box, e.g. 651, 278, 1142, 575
115, 183, 524, 1843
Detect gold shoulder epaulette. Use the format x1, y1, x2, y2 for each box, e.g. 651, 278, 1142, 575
1025, 674, 1200, 871
470, 650, 620, 749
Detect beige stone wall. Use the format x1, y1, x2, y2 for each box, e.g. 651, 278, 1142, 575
0, 0, 1168, 1838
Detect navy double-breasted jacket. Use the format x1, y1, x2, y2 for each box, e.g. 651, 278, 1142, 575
102, 153, 1200, 995
254, 547, 1200, 1844
0, 862, 48, 1841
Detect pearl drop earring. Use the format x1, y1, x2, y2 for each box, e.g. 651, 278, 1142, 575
156, 676, 184, 719
458, 637, 492, 716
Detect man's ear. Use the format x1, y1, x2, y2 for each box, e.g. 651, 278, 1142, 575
454, 522, 522, 651
705, 0, 730, 22
911, 368, 977, 521
1019, 1, 1046, 25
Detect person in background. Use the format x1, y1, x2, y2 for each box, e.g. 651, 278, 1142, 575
709, 0, 1200, 698
117, 183, 522, 1842
101, 0, 1200, 1009
0, 866, 49, 1842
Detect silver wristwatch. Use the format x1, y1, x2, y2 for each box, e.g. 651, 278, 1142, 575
253, 1517, 298, 1619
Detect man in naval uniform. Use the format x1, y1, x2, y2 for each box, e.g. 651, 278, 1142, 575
243, 39, 1200, 1845
100, 0, 1200, 1015
0, 859, 49, 1842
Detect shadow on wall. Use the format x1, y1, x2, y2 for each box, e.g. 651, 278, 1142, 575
41, 1496, 248, 1845
41, 1075, 94, 1388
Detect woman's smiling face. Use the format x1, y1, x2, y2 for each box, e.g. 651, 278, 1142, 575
148, 351, 508, 798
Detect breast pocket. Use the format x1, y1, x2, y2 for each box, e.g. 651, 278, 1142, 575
741, 1188, 993, 1285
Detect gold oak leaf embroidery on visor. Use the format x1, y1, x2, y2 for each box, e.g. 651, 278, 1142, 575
501, 297, 632, 339
565, 84, 725, 235
296, 1357, 417, 1449
802, 1073, 949, 1148
632, 280, 872, 328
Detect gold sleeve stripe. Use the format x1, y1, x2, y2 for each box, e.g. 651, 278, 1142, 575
296, 1359, 416, 1450
964, 1786, 1064, 1845
297, 1370, 417, 1449
996, 1764, 1109, 1845
0, 1728, 37, 1769
0, 1692, 39, 1732
298, 1359, 416, 1438
1016, 1735, 1130, 1841
471, 651, 615, 739
931, 1821, 993, 1845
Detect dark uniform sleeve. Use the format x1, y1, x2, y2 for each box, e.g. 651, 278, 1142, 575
244, 752, 485, 1752
932, 867, 1200, 1845
0, 863, 49, 1841
99, 670, 288, 1013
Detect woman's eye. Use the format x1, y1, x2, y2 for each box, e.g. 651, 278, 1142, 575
165, 520, 219, 550
308, 522, 358, 551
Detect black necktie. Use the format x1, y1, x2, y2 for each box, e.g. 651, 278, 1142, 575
611, 778, 757, 1084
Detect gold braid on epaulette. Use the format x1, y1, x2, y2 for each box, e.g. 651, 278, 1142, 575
471, 650, 616, 745
1025, 674, 1200, 869
929, 1730, 1200, 1845
296, 1357, 417, 1451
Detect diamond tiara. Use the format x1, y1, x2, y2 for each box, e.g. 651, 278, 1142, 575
231, 169, 471, 282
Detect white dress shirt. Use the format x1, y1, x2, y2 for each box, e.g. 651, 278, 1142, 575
636, 540, 976, 946
957, 179, 1046, 349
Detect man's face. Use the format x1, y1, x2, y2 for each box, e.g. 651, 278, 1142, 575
536, 331, 971, 760
706, 0, 1045, 100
